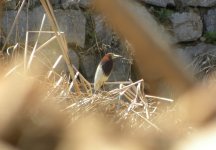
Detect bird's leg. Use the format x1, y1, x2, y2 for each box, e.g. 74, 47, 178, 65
101, 83, 105, 91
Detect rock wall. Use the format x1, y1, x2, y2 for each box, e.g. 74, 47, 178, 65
141, 0, 216, 76
1, 0, 216, 81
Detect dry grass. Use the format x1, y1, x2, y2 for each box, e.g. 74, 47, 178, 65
190, 51, 216, 80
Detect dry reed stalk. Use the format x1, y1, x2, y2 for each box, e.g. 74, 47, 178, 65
110, 79, 144, 93
40, 0, 81, 94
2, 0, 26, 51
72, 66, 92, 95
4, 64, 21, 78
59, 76, 173, 131
35, 32, 63, 52
47, 55, 63, 78
23, 29, 92, 94
27, 14, 46, 70
24, 31, 29, 70
131, 109, 161, 131
145, 95, 174, 102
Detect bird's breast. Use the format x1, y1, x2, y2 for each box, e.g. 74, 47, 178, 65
101, 60, 113, 76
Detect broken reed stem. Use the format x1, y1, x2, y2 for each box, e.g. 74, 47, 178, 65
110, 79, 144, 94
2, 0, 26, 51
24, 31, 29, 70
145, 95, 174, 102
28, 31, 64, 33
102, 81, 132, 85
119, 85, 136, 102
131, 110, 161, 131
34, 32, 63, 52
4, 64, 22, 78
6, 43, 18, 56
40, 0, 81, 94
123, 92, 134, 102
48, 55, 63, 78
27, 14, 46, 70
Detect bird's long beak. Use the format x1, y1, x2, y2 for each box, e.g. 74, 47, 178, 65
112, 54, 122, 59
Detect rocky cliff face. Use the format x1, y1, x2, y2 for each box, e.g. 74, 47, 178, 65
1, 0, 216, 81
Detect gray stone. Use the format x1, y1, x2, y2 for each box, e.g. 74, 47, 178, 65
50, 0, 61, 5
54, 9, 86, 48
79, 0, 91, 8
61, 0, 91, 9
184, 43, 216, 57
181, 43, 216, 74
28, 6, 52, 44
80, 54, 98, 82
5, 0, 17, 10
1, 10, 27, 45
28, 0, 39, 8
174, 47, 196, 76
28, 0, 60, 8
174, 48, 193, 66
61, 0, 77, 9
29, 6, 49, 29
94, 15, 113, 46
140, 0, 175, 7
1, 6, 53, 45
57, 48, 79, 74
109, 57, 131, 81
180, 0, 216, 7
169, 12, 203, 42
68, 49, 79, 69
1, 8, 86, 47
204, 8, 216, 32
36, 40, 79, 75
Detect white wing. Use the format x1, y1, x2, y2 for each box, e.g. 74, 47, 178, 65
94, 64, 109, 90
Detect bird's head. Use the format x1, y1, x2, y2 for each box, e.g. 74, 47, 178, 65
107, 53, 122, 59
